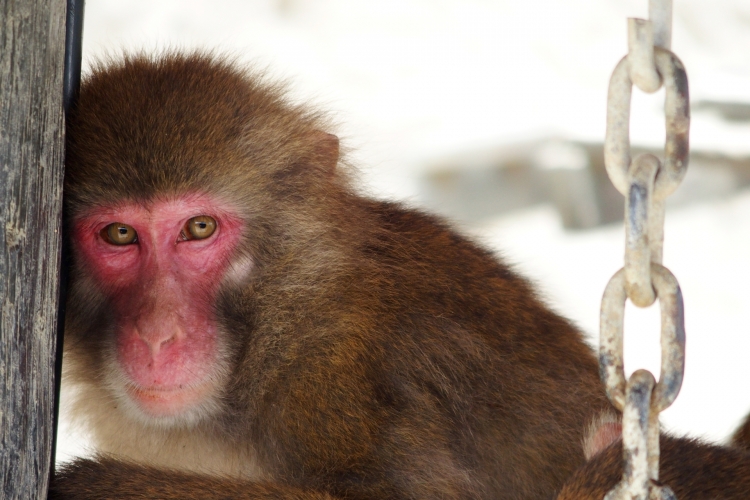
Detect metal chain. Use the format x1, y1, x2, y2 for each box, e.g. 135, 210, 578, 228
599, 1, 689, 499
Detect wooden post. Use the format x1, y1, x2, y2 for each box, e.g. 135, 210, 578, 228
0, 0, 67, 497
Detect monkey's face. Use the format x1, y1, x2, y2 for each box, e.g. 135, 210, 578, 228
62, 54, 341, 429
70, 193, 246, 426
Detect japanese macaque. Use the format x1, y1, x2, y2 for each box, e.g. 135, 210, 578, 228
556, 415, 750, 499
51, 52, 611, 500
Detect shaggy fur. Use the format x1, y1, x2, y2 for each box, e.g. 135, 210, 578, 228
55, 52, 610, 500
556, 435, 750, 499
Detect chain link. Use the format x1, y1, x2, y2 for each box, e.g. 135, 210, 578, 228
600, 265, 686, 414
604, 48, 690, 201
599, 1, 689, 498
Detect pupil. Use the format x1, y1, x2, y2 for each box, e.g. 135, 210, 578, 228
118, 227, 127, 235
198, 222, 206, 229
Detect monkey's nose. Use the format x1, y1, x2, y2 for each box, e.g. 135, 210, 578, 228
134, 322, 185, 356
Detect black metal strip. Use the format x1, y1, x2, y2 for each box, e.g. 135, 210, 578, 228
63, 0, 85, 113
51, 0, 84, 492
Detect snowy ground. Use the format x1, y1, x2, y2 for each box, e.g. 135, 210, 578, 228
58, 0, 750, 462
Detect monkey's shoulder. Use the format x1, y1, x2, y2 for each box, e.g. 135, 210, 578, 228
358, 198, 522, 284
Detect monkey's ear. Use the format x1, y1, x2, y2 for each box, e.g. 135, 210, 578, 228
583, 412, 622, 460
312, 131, 340, 175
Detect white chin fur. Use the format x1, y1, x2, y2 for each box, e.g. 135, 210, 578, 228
102, 348, 230, 430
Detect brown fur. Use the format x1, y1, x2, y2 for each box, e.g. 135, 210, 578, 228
556, 435, 750, 499
55, 52, 610, 499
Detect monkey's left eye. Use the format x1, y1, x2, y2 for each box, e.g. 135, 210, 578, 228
101, 223, 138, 245
181, 216, 217, 241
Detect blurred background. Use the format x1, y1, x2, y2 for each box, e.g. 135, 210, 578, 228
58, 0, 750, 462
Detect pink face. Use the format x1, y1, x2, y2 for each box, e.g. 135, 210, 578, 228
72, 194, 246, 420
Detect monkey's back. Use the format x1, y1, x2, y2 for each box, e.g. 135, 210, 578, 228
236, 197, 610, 499
363, 200, 609, 497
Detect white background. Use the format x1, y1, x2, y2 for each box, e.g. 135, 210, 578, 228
58, 0, 750, 462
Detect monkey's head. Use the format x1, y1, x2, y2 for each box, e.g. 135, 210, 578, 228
63, 53, 343, 428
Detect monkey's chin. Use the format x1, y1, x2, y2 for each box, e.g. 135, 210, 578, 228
125, 383, 215, 423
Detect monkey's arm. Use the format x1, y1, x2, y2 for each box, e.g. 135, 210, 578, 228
50, 457, 336, 500
556, 435, 750, 500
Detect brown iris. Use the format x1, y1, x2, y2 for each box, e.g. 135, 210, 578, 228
182, 216, 217, 241
102, 223, 138, 245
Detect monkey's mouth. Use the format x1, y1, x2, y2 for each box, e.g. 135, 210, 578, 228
126, 382, 212, 417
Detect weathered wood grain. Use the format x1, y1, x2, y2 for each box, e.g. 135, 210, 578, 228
0, 0, 66, 497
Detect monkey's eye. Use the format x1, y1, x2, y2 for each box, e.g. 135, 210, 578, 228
181, 216, 217, 241
101, 223, 138, 245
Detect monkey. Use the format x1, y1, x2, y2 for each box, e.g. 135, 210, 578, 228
51, 52, 611, 500
555, 414, 750, 499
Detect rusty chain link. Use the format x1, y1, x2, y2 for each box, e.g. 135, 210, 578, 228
604, 48, 690, 203
599, 0, 689, 499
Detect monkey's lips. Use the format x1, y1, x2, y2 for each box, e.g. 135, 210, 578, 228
126, 382, 213, 417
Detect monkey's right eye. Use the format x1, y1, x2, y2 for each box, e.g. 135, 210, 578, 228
101, 223, 138, 245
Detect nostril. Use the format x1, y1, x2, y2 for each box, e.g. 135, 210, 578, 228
158, 334, 176, 350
